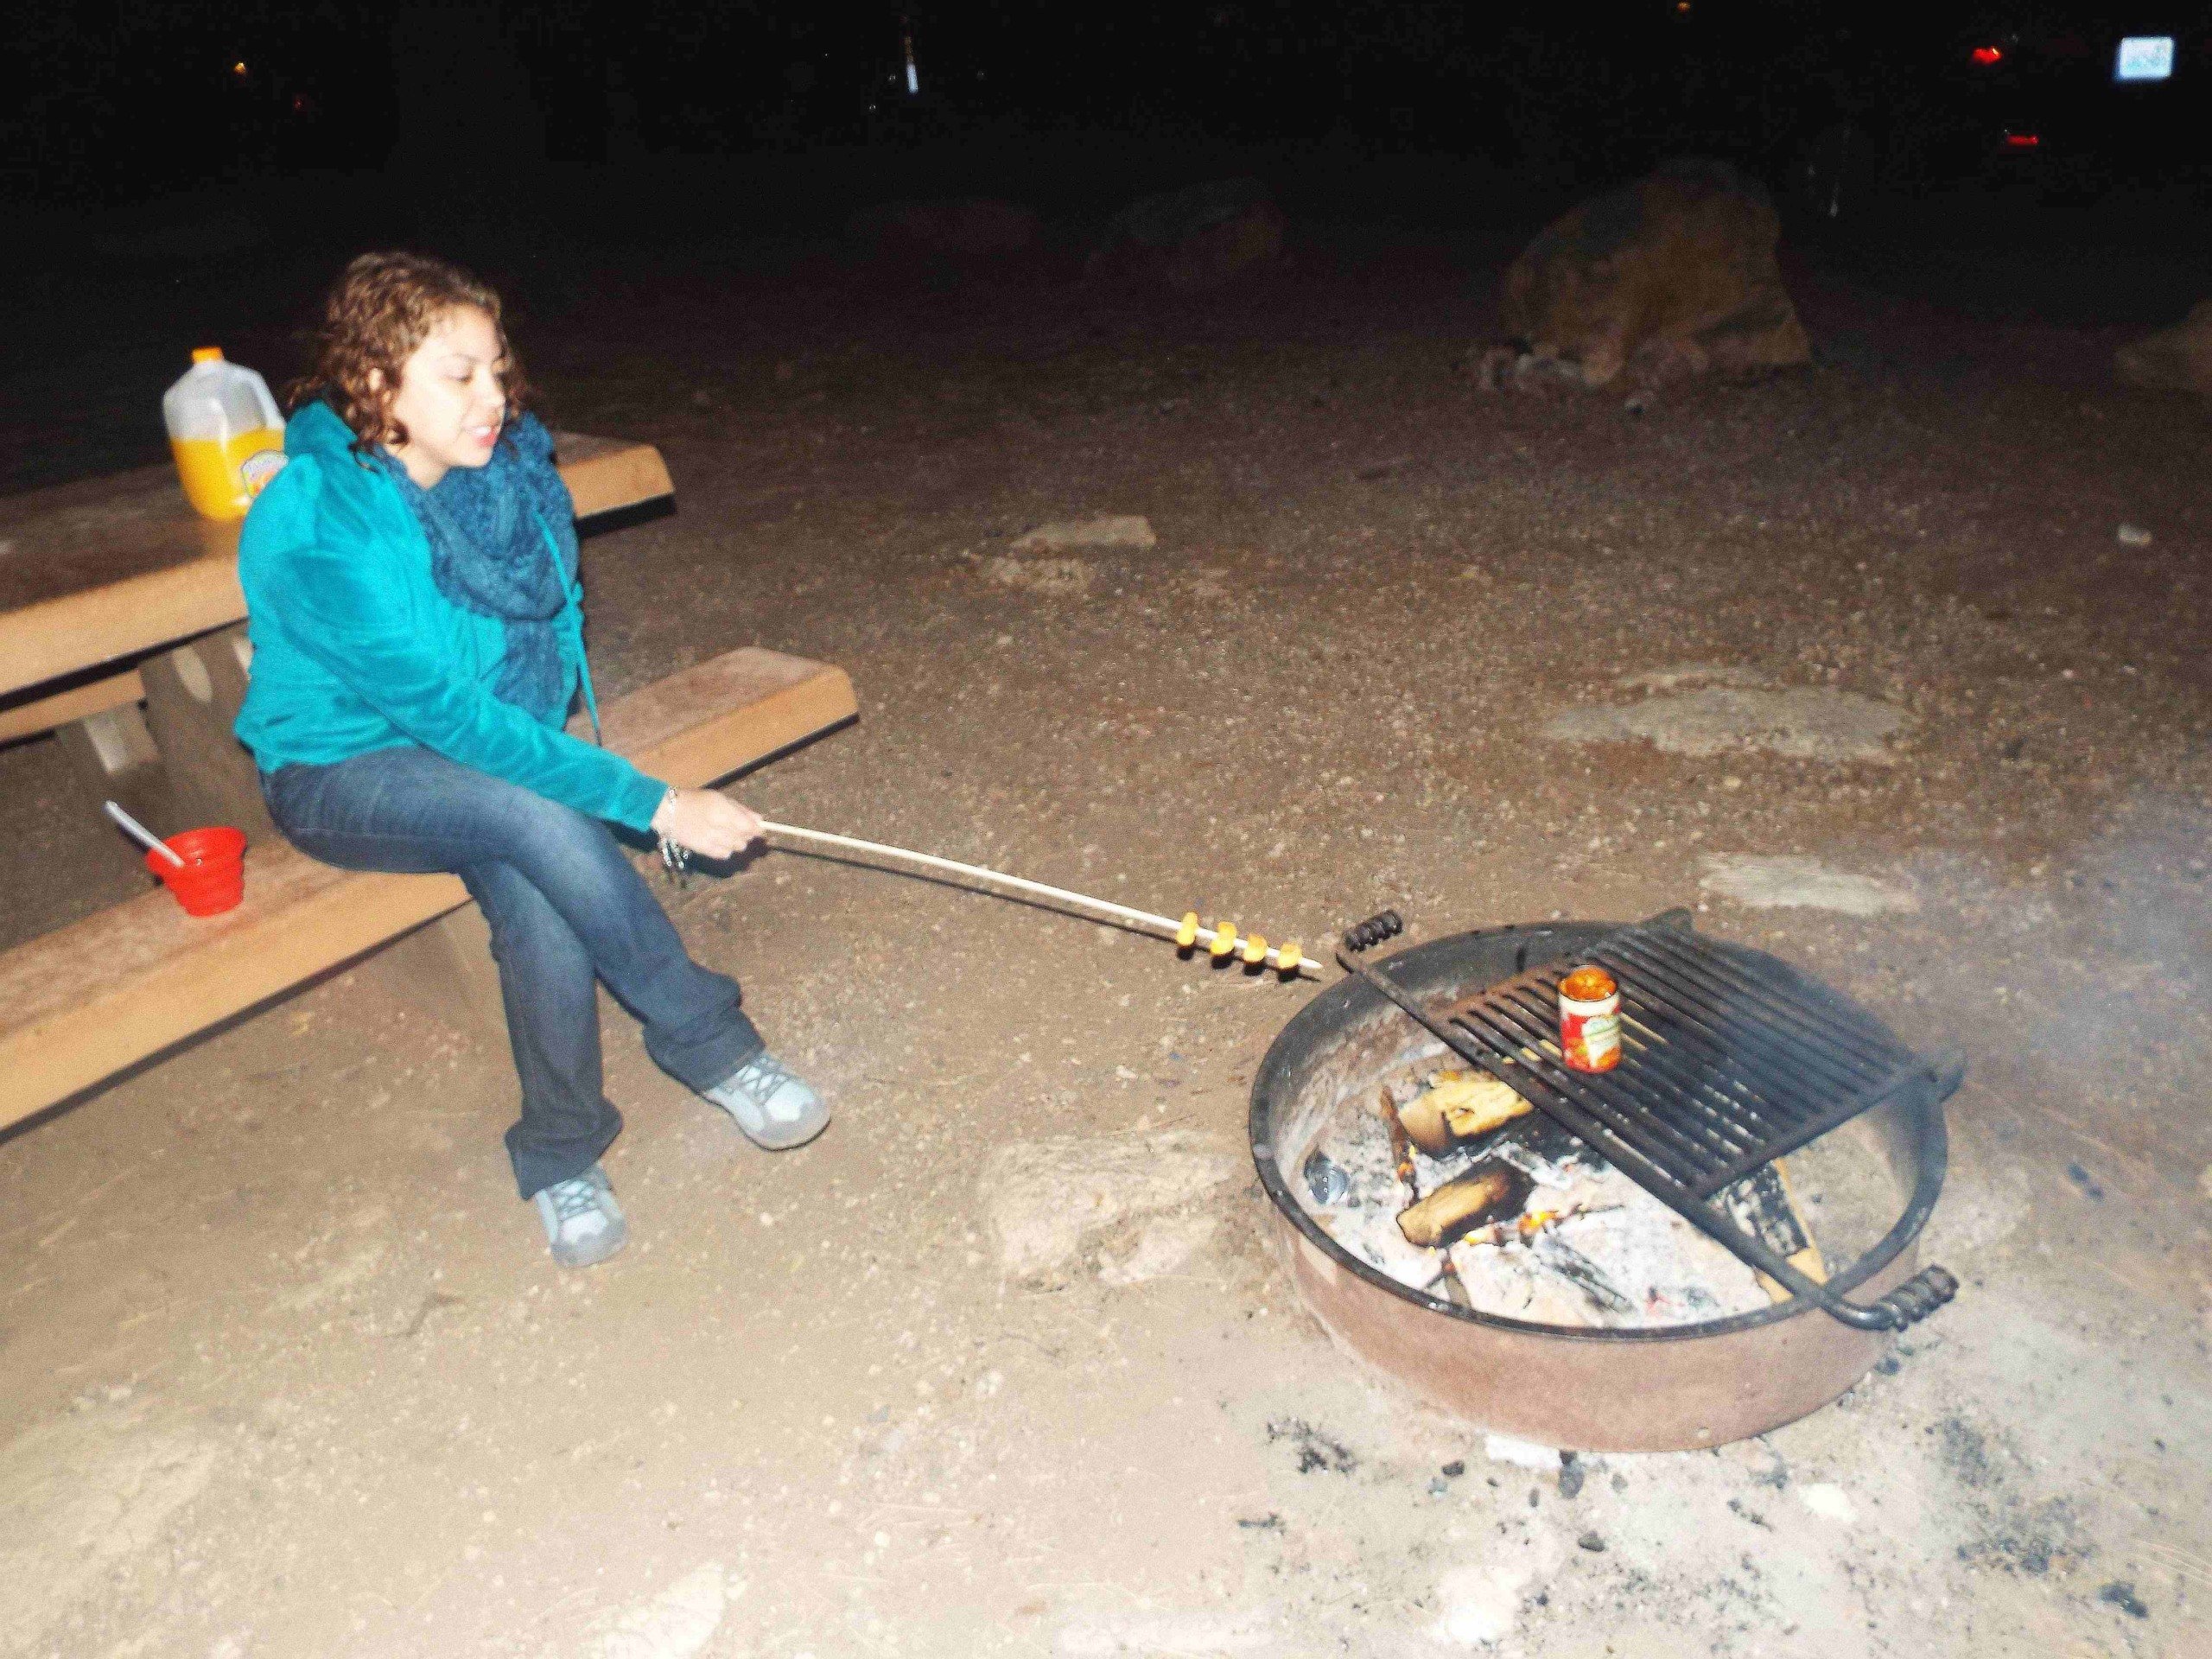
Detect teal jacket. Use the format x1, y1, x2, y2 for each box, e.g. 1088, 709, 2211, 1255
232, 402, 667, 831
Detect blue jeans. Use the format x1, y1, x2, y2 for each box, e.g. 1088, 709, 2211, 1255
264, 747, 764, 1198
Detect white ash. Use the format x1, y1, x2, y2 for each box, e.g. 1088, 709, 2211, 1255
1508, 1165, 1764, 1327
1298, 1096, 1773, 1327
1302, 1108, 1445, 1291
1313, 1205, 1448, 1294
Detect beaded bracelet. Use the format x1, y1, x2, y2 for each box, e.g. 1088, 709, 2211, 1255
654, 787, 690, 886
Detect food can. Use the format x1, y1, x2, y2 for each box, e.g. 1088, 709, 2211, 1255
1558, 965, 1622, 1072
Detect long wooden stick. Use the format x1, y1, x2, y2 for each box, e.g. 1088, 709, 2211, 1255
756, 819, 1322, 978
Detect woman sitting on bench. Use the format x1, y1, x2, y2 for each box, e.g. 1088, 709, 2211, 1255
234, 251, 827, 1268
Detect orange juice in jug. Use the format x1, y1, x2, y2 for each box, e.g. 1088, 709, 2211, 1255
164, 347, 286, 521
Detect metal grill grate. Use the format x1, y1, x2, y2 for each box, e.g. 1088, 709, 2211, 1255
1333, 908, 1961, 1328
1444, 921, 1929, 1199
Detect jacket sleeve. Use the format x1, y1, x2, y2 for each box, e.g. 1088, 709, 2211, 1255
271, 512, 669, 832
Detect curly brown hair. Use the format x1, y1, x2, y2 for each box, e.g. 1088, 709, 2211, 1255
293, 251, 529, 454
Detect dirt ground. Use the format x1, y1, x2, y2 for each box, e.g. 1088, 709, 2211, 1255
1, 226, 2208, 1657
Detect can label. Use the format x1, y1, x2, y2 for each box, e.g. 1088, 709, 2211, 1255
1559, 965, 1622, 1072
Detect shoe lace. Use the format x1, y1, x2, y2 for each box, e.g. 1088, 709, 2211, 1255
726, 1052, 793, 1098
544, 1175, 603, 1224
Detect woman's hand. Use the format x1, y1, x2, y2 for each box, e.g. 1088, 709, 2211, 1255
651, 787, 764, 860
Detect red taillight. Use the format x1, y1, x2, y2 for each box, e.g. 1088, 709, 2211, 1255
1972, 45, 2004, 66
2003, 131, 2041, 149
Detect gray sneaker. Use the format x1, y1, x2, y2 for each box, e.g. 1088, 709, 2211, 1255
532, 1164, 628, 1268
702, 1052, 830, 1149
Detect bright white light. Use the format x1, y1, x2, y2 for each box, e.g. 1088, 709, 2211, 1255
2115, 36, 2175, 82
906, 61, 918, 94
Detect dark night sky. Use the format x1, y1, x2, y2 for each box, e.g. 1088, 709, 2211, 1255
3, 3, 2208, 208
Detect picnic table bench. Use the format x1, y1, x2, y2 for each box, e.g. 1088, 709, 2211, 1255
0, 438, 858, 1132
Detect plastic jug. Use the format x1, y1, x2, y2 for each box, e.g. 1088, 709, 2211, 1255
163, 347, 285, 521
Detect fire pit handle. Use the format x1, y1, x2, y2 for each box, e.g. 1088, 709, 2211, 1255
1869, 1264, 1960, 1328
1340, 910, 1405, 953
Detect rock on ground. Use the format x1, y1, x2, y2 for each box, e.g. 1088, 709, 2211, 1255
1087, 178, 1285, 293
1012, 514, 1157, 552
1096, 1210, 1219, 1286
2114, 298, 2212, 397
982, 555, 1095, 597
1500, 158, 1811, 388
982, 1128, 1243, 1279
1698, 854, 1918, 917
1615, 662, 1767, 693
1543, 684, 1908, 763
1796, 1483, 1859, 1525
1483, 1432, 1563, 1471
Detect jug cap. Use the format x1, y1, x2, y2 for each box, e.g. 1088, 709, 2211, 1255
192, 346, 225, 365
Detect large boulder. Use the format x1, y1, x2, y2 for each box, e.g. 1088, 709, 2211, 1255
1087, 177, 1285, 293
2116, 301, 2212, 397
1499, 160, 1810, 387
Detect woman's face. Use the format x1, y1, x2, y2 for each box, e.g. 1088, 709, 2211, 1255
383, 304, 509, 487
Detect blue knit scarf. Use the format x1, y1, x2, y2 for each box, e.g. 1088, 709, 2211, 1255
378, 412, 578, 715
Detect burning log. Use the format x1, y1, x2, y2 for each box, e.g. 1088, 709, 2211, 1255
1376, 1088, 1475, 1306
1720, 1162, 1827, 1303
1395, 1160, 1535, 1249
1376, 1088, 1415, 1188
1396, 1070, 1531, 1157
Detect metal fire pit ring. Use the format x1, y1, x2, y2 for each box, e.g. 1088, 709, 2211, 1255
1249, 921, 1950, 1452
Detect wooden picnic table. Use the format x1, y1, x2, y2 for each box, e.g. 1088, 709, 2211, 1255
0, 432, 674, 861
0, 432, 670, 711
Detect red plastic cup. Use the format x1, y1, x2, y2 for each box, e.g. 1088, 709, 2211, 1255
147, 826, 247, 917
